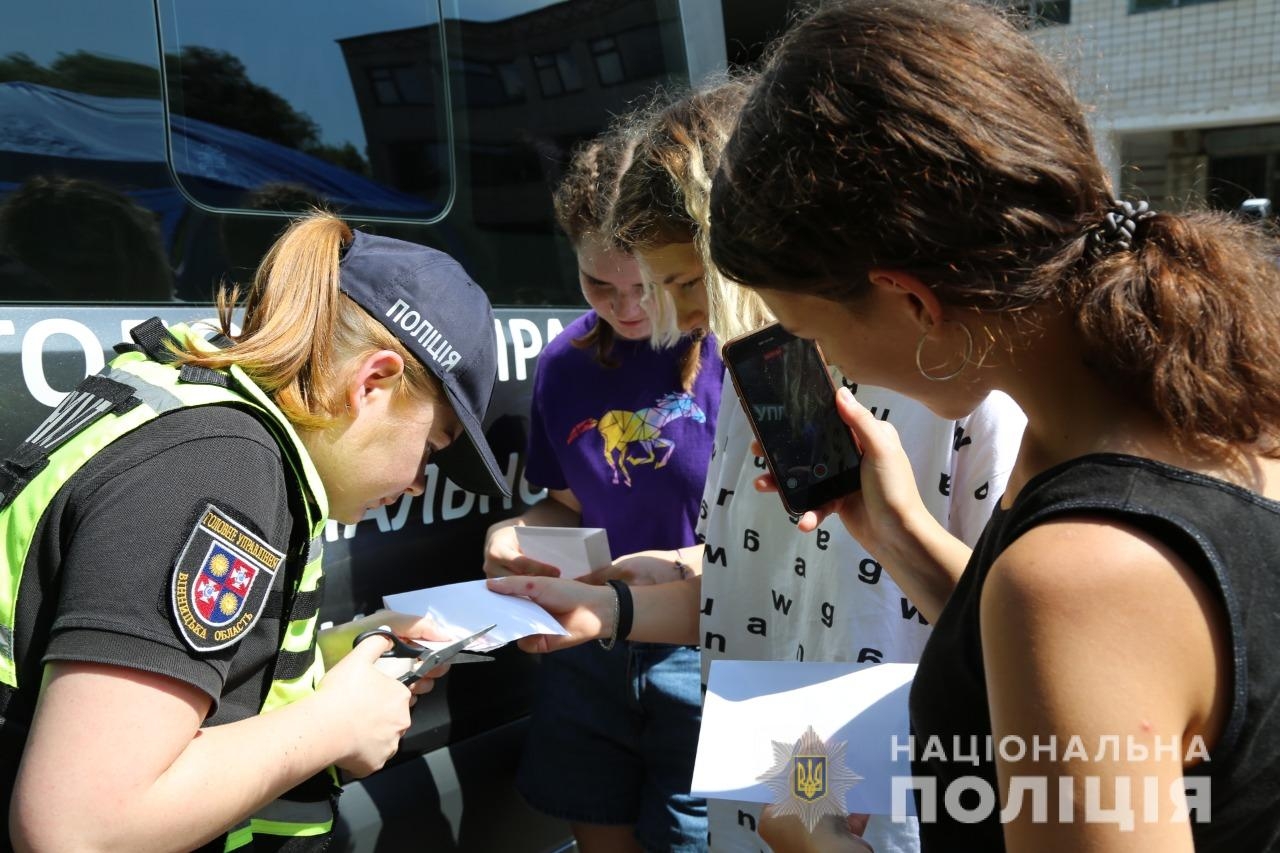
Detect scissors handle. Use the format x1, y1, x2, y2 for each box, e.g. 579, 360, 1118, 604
352, 627, 421, 659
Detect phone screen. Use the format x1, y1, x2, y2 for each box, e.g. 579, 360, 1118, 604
727, 325, 861, 513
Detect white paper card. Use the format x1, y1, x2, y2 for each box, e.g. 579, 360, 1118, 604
691, 660, 917, 817
514, 525, 612, 579
383, 579, 570, 652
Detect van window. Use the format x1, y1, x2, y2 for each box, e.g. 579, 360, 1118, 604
156, 0, 450, 222
0, 0, 170, 302
0, 0, 692, 305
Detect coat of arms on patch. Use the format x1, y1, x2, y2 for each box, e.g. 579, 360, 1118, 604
758, 725, 864, 833
170, 504, 284, 651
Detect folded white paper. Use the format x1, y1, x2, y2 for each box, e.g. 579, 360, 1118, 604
383, 579, 570, 652
692, 660, 917, 817
514, 525, 612, 579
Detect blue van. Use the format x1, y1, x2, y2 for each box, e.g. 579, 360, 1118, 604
0, 1, 753, 849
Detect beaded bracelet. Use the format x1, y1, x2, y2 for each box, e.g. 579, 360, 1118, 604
598, 579, 634, 651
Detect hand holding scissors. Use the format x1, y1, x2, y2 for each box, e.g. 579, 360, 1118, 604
353, 623, 497, 685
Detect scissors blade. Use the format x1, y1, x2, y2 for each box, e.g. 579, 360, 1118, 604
449, 652, 495, 664
399, 624, 498, 685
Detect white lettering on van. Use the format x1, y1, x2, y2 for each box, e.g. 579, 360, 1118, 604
441, 476, 475, 521
507, 319, 542, 382
22, 319, 104, 408
493, 318, 510, 382
545, 317, 565, 342
476, 451, 528, 516
492, 317, 566, 384
322, 452, 543, 541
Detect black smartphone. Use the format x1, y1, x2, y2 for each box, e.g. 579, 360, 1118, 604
723, 323, 862, 515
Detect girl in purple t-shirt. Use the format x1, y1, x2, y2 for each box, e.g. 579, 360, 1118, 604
483, 123, 719, 853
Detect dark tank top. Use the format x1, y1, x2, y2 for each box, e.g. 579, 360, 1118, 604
910, 453, 1280, 851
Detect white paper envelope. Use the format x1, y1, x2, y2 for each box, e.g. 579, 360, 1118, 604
692, 660, 917, 817
383, 579, 570, 652
514, 525, 611, 579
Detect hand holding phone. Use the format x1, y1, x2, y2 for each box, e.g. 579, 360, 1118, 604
723, 323, 862, 515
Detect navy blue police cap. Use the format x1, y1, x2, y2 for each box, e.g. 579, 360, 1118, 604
339, 230, 510, 498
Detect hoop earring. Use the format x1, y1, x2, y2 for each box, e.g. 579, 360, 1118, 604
915, 322, 974, 382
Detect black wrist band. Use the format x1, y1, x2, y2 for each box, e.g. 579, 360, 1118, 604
605, 579, 634, 645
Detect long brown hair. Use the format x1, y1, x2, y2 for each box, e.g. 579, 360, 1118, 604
710, 0, 1280, 458
175, 212, 441, 430
610, 78, 771, 389
553, 127, 636, 369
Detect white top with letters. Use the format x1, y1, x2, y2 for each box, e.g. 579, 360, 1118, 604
698, 374, 1026, 853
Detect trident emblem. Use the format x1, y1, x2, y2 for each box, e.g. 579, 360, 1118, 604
794, 756, 827, 801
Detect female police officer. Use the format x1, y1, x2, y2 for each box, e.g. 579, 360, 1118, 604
0, 211, 510, 852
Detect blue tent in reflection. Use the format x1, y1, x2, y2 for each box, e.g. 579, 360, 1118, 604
0, 81, 437, 243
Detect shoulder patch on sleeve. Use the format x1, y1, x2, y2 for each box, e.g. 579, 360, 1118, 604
170, 504, 284, 651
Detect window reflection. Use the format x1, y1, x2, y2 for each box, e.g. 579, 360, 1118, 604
160, 0, 446, 219
0, 0, 690, 305
591, 37, 625, 86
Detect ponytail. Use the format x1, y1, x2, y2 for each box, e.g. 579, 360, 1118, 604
177, 211, 440, 430
1071, 211, 1280, 457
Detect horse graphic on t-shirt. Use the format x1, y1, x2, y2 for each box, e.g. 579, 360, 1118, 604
566, 391, 706, 486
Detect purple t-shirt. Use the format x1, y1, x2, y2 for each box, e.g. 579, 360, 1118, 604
525, 310, 722, 557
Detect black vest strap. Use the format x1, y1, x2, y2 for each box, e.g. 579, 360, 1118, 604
0, 375, 141, 511
178, 364, 231, 388
271, 646, 320, 682
267, 562, 325, 682
208, 331, 236, 350
78, 374, 144, 415
129, 317, 180, 364
260, 576, 324, 621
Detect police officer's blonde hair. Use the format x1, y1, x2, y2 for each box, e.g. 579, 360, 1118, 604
178, 212, 442, 430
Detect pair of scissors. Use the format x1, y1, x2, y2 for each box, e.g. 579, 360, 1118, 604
353, 623, 497, 685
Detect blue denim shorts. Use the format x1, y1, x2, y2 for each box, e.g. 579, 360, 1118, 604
517, 640, 708, 853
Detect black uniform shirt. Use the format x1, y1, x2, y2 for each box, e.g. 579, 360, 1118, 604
1, 404, 307, 812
